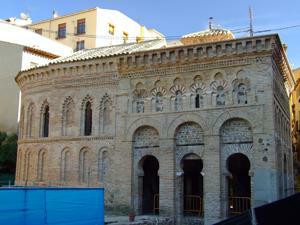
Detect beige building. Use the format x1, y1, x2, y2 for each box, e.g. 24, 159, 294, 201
0, 20, 72, 133
29, 7, 163, 51
290, 67, 300, 190
15, 27, 294, 224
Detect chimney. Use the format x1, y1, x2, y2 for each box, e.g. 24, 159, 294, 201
52, 10, 59, 19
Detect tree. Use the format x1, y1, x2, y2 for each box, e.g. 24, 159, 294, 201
0, 131, 18, 173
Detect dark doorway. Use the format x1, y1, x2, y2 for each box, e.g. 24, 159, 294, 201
227, 153, 251, 215
142, 156, 159, 214
182, 156, 203, 216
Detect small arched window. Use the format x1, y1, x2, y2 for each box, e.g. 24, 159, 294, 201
26, 104, 35, 138
103, 100, 112, 131
84, 102, 92, 136
42, 106, 50, 137
37, 150, 46, 181
175, 90, 183, 111
195, 89, 204, 108
136, 95, 144, 113
216, 86, 225, 106
19, 106, 25, 139
60, 149, 71, 182
155, 92, 163, 112
237, 83, 247, 104
79, 149, 89, 183
62, 97, 75, 136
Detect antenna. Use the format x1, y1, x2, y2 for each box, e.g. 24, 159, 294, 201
249, 6, 254, 37
209, 17, 213, 30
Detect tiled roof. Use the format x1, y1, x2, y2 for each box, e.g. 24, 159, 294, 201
182, 28, 233, 38
23, 39, 166, 71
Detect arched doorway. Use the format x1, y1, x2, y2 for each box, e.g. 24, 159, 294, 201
140, 156, 159, 214
132, 126, 160, 215
181, 154, 203, 217
174, 122, 204, 218
220, 118, 253, 216
227, 153, 251, 215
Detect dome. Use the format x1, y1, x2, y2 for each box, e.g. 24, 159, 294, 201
180, 27, 234, 45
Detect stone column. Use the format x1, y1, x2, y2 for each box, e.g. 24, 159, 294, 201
203, 135, 222, 225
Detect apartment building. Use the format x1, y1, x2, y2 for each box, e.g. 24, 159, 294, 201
29, 7, 164, 51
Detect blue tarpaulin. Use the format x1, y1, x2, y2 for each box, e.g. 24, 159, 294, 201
0, 187, 104, 225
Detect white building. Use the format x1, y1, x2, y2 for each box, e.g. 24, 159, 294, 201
0, 20, 72, 133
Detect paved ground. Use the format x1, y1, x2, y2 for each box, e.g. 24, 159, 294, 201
105, 215, 171, 224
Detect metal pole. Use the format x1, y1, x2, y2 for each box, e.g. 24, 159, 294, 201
249, 6, 254, 37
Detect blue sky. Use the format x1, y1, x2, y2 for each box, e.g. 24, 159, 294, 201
1, 0, 300, 68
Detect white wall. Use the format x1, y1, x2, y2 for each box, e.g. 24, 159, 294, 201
0, 41, 23, 133
0, 20, 72, 57
96, 8, 142, 47
21, 51, 50, 70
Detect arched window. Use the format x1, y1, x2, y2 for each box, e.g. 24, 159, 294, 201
84, 102, 92, 136
99, 151, 109, 182
155, 92, 163, 112
100, 95, 112, 133
237, 83, 247, 104
24, 151, 31, 181
37, 150, 46, 181
19, 106, 25, 139
42, 105, 50, 137
216, 86, 225, 106
136, 95, 144, 113
103, 100, 112, 132
79, 148, 89, 183
195, 89, 204, 108
26, 103, 35, 138
175, 90, 183, 111
60, 149, 71, 182
62, 97, 75, 136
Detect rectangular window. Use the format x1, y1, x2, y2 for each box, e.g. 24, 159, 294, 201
136, 36, 142, 43
123, 32, 128, 43
76, 40, 85, 51
57, 23, 66, 39
76, 19, 86, 35
35, 29, 42, 35
108, 23, 115, 35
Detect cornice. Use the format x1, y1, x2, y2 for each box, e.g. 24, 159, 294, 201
16, 34, 293, 96
117, 35, 276, 73
18, 135, 114, 144
118, 54, 270, 79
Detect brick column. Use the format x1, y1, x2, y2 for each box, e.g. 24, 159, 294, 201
159, 139, 176, 222
203, 135, 222, 225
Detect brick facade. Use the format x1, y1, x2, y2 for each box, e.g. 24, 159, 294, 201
15, 34, 294, 224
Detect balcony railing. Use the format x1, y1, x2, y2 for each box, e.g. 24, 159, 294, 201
228, 196, 251, 215
153, 194, 159, 214
153, 194, 203, 216
184, 195, 203, 216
